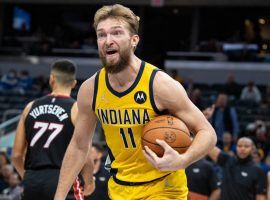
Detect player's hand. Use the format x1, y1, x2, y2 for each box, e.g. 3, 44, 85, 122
143, 139, 188, 171
84, 177, 96, 196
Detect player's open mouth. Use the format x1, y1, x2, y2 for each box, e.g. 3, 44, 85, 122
106, 49, 118, 56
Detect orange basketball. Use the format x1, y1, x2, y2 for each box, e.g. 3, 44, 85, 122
142, 115, 191, 157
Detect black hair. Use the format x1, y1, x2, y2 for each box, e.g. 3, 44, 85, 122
51, 59, 77, 85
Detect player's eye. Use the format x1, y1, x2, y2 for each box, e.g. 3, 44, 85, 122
111, 30, 123, 36
97, 33, 106, 40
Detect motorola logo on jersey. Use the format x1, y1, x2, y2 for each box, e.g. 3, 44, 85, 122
134, 91, 147, 104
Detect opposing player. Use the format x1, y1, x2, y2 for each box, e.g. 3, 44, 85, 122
12, 59, 94, 200
54, 4, 216, 200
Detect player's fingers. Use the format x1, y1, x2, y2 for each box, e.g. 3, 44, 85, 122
84, 181, 95, 196
156, 139, 171, 151
142, 149, 156, 167
144, 146, 159, 162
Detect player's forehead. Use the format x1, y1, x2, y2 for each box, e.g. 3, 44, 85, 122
96, 18, 129, 32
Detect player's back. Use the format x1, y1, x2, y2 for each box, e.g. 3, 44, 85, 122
24, 94, 75, 170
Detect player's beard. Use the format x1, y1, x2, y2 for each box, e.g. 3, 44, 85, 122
99, 45, 132, 74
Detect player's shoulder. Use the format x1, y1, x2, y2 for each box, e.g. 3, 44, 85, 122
153, 70, 183, 95
154, 70, 179, 85
77, 72, 100, 107
25, 100, 34, 111
79, 72, 99, 93
24, 95, 49, 114
22, 100, 35, 119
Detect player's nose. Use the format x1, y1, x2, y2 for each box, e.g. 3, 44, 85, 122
105, 34, 113, 45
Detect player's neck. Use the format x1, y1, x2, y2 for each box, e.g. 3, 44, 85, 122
108, 56, 141, 87
50, 87, 71, 97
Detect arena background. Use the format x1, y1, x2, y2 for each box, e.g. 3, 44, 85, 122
0, 0, 270, 199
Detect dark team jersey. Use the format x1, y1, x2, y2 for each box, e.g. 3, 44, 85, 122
24, 94, 76, 170
218, 152, 267, 200
186, 158, 220, 196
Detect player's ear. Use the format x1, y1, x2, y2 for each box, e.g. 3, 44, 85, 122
131, 34, 139, 49
97, 152, 103, 159
71, 80, 77, 89
49, 73, 54, 86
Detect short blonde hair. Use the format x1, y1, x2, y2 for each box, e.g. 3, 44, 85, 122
93, 4, 140, 35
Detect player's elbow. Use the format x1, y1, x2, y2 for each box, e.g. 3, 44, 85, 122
11, 152, 24, 167
11, 151, 24, 162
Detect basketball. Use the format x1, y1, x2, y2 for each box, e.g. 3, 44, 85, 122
142, 115, 191, 157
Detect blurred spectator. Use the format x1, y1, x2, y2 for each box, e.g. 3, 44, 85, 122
210, 93, 239, 144
267, 172, 270, 200
261, 84, 270, 108
185, 78, 195, 97
224, 73, 241, 100
218, 131, 236, 156
19, 23, 28, 37
30, 35, 52, 55
240, 81, 262, 104
190, 88, 203, 110
252, 149, 264, 169
246, 120, 268, 153
228, 30, 242, 43
186, 157, 221, 200
0, 152, 10, 168
1, 173, 22, 200
70, 40, 81, 49
85, 143, 110, 200
202, 104, 215, 121
39, 42, 52, 55
83, 36, 96, 49
252, 149, 270, 172
0, 165, 14, 193
53, 25, 65, 48
170, 69, 183, 84
265, 154, 270, 170
15, 70, 33, 94
32, 76, 49, 94
0, 70, 18, 91
199, 39, 220, 52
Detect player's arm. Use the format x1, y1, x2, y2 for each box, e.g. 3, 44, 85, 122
202, 105, 222, 163
257, 195, 267, 200
71, 101, 95, 196
256, 168, 267, 200
267, 172, 270, 200
209, 189, 221, 200
12, 101, 33, 178
202, 105, 221, 163
81, 153, 95, 196
143, 71, 217, 171
54, 76, 97, 200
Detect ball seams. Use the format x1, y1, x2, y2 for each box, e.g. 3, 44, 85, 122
142, 127, 190, 137
141, 138, 191, 149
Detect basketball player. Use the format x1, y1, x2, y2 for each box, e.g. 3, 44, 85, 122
12, 60, 94, 200
54, 4, 216, 200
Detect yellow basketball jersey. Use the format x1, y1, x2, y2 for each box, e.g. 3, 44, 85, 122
93, 61, 170, 182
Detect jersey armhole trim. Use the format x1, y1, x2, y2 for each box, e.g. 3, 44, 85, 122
92, 71, 100, 111
149, 69, 163, 115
